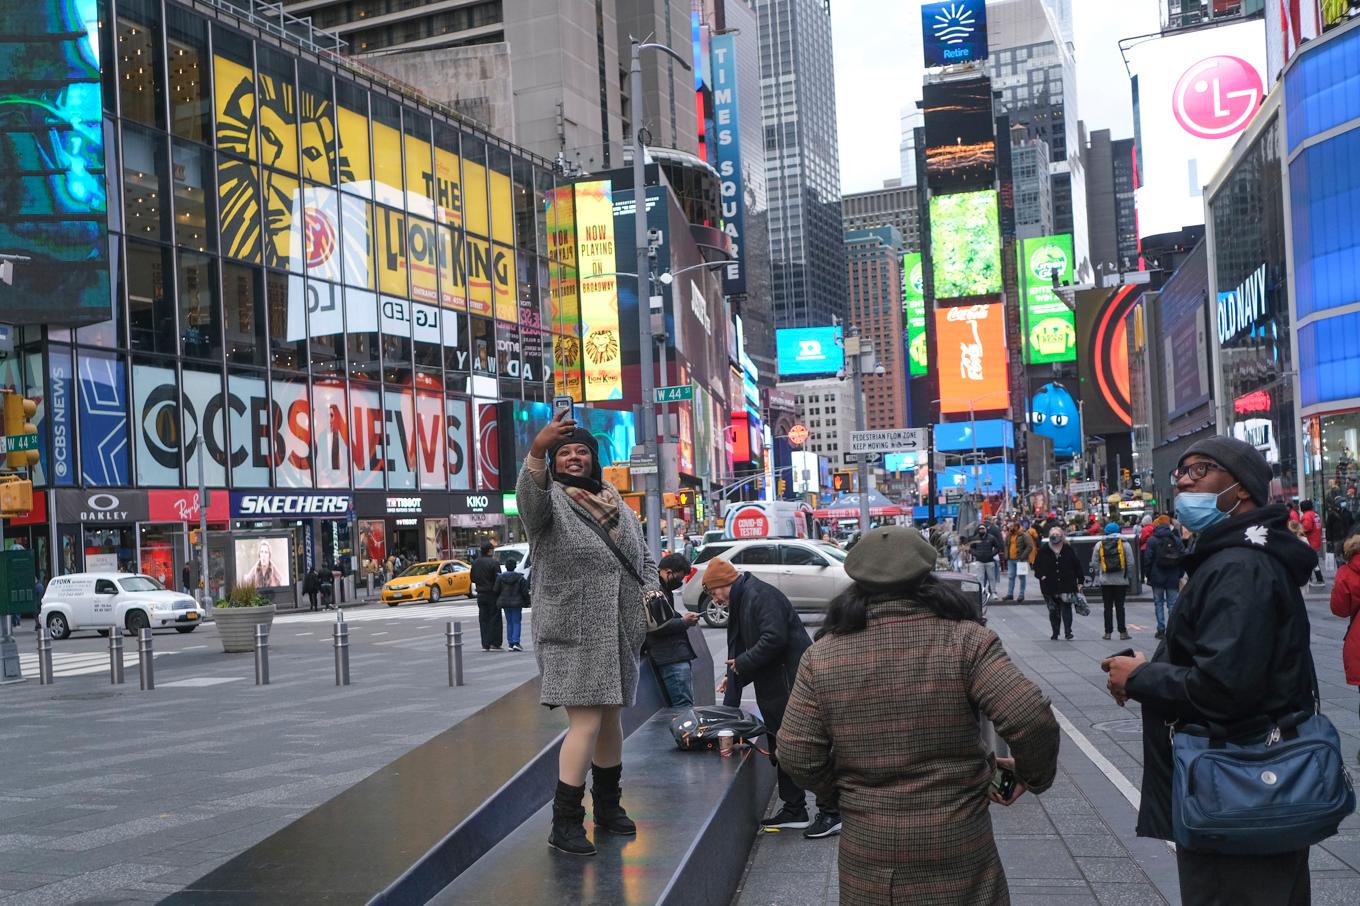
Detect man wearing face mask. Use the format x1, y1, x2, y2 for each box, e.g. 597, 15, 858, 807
1032, 526, 1084, 640
644, 553, 702, 706
1102, 436, 1320, 904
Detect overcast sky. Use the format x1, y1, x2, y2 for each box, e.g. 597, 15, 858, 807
831, 0, 1162, 195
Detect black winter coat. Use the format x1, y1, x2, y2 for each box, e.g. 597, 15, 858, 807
1124, 504, 1318, 841
642, 590, 697, 667
1140, 525, 1186, 589
1032, 542, 1084, 596
471, 555, 501, 595
493, 570, 530, 608
722, 573, 812, 727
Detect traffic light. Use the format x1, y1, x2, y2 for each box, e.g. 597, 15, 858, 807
0, 475, 32, 516
3, 390, 38, 471
663, 492, 678, 509
777, 478, 787, 497
832, 470, 854, 493
676, 489, 692, 508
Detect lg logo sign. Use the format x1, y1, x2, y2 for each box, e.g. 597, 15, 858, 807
1173, 55, 1262, 140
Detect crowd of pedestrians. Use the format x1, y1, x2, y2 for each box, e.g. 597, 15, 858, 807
512, 411, 1355, 904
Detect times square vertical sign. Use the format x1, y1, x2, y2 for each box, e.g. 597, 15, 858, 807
710, 32, 745, 296
0, 0, 111, 325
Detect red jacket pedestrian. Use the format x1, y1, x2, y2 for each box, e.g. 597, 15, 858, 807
1329, 535, 1360, 686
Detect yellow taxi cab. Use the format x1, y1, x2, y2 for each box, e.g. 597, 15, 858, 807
381, 559, 472, 606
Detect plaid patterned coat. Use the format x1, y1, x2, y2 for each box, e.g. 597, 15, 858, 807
778, 600, 1060, 906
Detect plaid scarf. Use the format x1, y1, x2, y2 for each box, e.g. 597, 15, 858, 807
562, 483, 622, 541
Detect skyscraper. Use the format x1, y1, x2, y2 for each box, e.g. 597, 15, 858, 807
900, 109, 923, 187
845, 227, 908, 430
759, 0, 847, 329
984, 0, 1090, 281
841, 181, 920, 253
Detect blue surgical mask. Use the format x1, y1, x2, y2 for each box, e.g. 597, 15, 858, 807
1175, 482, 1241, 532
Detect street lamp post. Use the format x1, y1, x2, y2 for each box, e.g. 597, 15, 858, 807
840, 326, 884, 535
631, 34, 691, 560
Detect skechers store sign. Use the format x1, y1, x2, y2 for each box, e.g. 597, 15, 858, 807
231, 492, 353, 518
1217, 264, 1267, 345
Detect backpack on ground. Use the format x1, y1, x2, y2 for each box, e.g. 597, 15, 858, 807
1098, 538, 1126, 574
1155, 535, 1183, 570
669, 706, 767, 751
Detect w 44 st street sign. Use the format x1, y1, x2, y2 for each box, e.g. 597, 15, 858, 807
0, 434, 38, 454
654, 385, 694, 403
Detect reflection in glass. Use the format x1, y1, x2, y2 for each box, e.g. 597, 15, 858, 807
122, 124, 169, 242
222, 263, 266, 365
267, 270, 306, 370
127, 241, 175, 354
171, 141, 214, 251
178, 251, 221, 361
117, 0, 164, 128
166, 6, 210, 142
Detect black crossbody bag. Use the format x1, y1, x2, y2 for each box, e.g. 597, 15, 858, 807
565, 501, 659, 630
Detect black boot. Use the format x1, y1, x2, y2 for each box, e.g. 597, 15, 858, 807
549, 780, 596, 855
591, 763, 637, 835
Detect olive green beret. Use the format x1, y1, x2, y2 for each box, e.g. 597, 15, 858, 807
844, 525, 937, 591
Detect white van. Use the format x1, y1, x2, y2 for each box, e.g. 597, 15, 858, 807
40, 573, 206, 640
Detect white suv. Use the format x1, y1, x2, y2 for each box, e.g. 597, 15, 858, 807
681, 538, 984, 628
40, 573, 205, 640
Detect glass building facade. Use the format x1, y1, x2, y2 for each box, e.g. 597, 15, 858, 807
5, 0, 592, 593
1286, 19, 1360, 519
1208, 111, 1295, 502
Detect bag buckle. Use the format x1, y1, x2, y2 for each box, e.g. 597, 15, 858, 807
1266, 726, 1282, 747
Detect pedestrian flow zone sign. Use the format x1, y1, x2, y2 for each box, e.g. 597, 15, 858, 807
849, 428, 927, 454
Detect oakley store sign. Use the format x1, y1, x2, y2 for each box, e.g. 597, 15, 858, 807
56, 490, 150, 524
230, 491, 354, 519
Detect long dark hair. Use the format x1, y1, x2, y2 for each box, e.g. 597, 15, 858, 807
816, 575, 982, 639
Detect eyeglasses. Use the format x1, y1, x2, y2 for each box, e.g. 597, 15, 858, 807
1170, 461, 1229, 483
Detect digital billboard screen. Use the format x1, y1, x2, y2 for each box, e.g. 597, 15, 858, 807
776, 326, 844, 377
929, 191, 1002, 300
934, 303, 1008, 414
1017, 234, 1077, 364
0, 0, 111, 325
921, 0, 989, 67
1127, 19, 1266, 238
922, 78, 996, 192
1076, 285, 1138, 434
934, 419, 1014, 452
902, 252, 927, 376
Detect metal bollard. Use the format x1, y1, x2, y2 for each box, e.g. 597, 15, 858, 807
254, 623, 270, 685
108, 631, 124, 685
138, 628, 154, 690
37, 628, 53, 685
446, 621, 465, 687
333, 618, 350, 686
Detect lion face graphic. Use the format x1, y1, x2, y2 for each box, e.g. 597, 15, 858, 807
583, 329, 619, 365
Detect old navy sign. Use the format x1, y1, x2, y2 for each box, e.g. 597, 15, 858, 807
1217, 263, 1267, 345
231, 491, 354, 518
711, 32, 746, 296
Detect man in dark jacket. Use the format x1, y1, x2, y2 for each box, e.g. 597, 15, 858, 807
1140, 521, 1185, 639
1032, 527, 1084, 640
969, 522, 1001, 597
493, 557, 529, 651
645, 553, 700, 706
470, 542, 503, 651
1104, 436, 1319, 904
703, 558, 841, 838
303, 567, 320, 611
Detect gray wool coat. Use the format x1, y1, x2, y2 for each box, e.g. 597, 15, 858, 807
517, 458, 656, 707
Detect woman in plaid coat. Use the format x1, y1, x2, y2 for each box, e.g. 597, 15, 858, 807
779, 526, 1060, 906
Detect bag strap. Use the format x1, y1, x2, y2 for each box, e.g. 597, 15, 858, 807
565, 498, 647, 588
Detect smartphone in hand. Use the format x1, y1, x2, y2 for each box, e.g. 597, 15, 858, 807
990, 766, 1017, 800
1108, 648, 1135, 660
552, 394, 575, 422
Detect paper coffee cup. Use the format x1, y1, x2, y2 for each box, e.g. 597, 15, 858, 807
718, 729, 735, 756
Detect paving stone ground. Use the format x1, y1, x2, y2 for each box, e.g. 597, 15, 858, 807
723, 591, 1360, 906
0, 601, 540, 905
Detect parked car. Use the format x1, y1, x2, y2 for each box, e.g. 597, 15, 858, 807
40, 573, 205, 640
681, 538, 985, 628
380, 559, 472, 606
493, 543, 532, 583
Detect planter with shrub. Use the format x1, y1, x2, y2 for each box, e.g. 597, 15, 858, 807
211, 583, 276, 653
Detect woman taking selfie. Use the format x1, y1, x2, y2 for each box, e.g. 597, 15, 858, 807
778, 526, 1060, 905
518, 410, 656, 856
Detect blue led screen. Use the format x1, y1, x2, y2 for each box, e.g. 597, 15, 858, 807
1285, 23, 1360, 153
921, 0, 989, 67
933, 419, 1014, 452
0, 0, 110, 325
1299, 310, 1360, 410
936, 463, 1014, 494
508, 401, 635, 467
1289, 127, 1360, 321
776, 327, 844, 377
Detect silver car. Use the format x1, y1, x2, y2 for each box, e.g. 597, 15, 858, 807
681, 537, 986, 628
